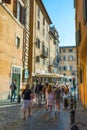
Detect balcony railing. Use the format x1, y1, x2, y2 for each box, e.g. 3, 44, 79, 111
40, 49, 48, 59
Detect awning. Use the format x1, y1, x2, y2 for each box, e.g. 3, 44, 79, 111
35, 73, 63, 78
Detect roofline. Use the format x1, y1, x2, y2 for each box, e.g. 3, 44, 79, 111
59, 45, 76, 48
38, 0, 52, 24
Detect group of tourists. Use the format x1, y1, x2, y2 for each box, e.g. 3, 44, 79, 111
21, 82, 70, 120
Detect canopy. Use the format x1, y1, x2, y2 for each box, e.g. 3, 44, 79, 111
35, 73, 63, 78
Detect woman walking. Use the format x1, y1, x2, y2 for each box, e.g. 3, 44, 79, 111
46, 84, 54, 112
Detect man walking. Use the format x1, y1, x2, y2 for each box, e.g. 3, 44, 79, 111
10, 79, 17, 102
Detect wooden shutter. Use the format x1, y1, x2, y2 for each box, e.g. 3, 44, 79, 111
13, 0, 17, 18
4, 0, 11, 4
20, 7, 26, 26
83, 0, 87, 24
76, 23, 81, 46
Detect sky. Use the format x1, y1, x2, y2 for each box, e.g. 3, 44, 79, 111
42, 0, 75, 47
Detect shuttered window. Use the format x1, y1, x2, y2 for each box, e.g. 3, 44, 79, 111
0, 0, 11, 4
76, 23, 81, 46
20, 7, 26, 25
13, 0, 26, 26
13, 0, 17, 17
36, 56, 40, 62
83, 0, 87, 24
4, 0, 11, 4
36, 37, 40, 49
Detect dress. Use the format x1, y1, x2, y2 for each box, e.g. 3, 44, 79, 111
47, 92, 53, 106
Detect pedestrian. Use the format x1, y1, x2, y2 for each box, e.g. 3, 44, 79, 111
35, 82, 40, 104
22, 84, 33, 120
46, 84, 54, 112
63, 91, 68, 109
54, 84, 62, 115
38, 82, 43, 104
10, 79, 17, 102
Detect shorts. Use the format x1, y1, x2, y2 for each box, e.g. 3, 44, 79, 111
22, 100, 32, 110
55, 99, 61, 105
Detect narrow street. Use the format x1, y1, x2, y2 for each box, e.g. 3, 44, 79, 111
0, 103, 70, 130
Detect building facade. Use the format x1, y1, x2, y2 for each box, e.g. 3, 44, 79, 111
74, 0, 87, 106
49, 26, 60, 74
59, 46, 77, 83
0, 0, 27, 100
28, 0, 52, 84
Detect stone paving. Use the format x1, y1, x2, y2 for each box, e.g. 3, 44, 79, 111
75, 102, 87, 130
0, 102, 70, 130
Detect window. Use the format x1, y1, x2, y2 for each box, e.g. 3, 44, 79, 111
59, 66, 61, 71
64, 66, 67, 71
43, 17, 45, 25
1, 0, 11, 4
83, 0, 87, 24
63, 56, 66, 60
42, 28, 45, 37
68, 55, 73, 60
15, 36, 20, 49
69, 49, 73, 52
76, 22, 81, 45
13, 0, 26, 25
36, 56, 40, 62
36, 37, 40, 49
42, 42, 45, 51
63, 49, 66, 53
60, 56, 61, 61
43, 59, 45, 65
37, 7, 40, 18
70, 66, 73, 71
37, 20, 40, 30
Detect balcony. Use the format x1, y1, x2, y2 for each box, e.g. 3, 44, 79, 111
40, 49, 48, 59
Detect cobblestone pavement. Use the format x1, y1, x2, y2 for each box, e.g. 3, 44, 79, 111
0, 103, 70, 130
75, 102, 87, 130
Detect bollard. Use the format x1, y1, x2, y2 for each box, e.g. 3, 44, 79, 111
17, 94, 21, 103
71, 124, 79, 130
70, 98, 74, 109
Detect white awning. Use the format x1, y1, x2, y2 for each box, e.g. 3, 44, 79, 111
35, 73, 63, 78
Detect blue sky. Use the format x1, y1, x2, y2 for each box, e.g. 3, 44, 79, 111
42, 0, 75, 47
